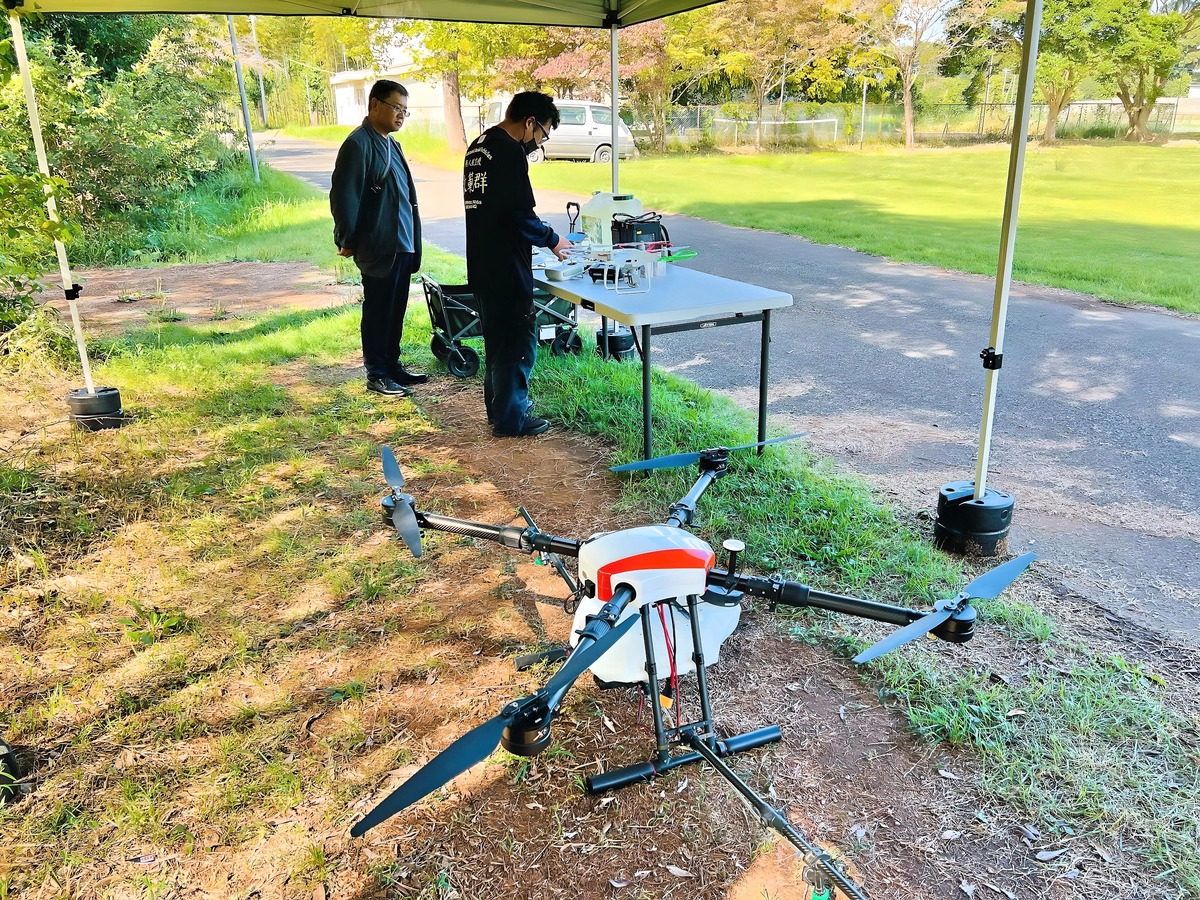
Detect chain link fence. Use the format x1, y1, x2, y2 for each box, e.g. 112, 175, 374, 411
647, 100, 1187, 149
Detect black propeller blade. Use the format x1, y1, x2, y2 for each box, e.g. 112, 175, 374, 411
381, 445, 406, 491
853, 553, 1036, 664
852, 605, 956, 665
611, 433, 807, 473
381, 448, 422, 558
959, 552, 1038, 600
350, 613, 640, 837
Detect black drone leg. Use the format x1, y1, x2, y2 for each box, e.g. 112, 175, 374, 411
586, 600, 782, 795
686, 595, 715, 733
640, 604, 671, 767
682, 733, 869, 900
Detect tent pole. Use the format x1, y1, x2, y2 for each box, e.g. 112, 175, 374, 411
610, 23, 619, 193
227, 15, 261, 182
7, 10, 94, 395
974, 0, 1043, 497
933, 0, 1043, 556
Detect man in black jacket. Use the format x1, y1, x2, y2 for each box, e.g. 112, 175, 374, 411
330, 80, 426, 397
464, 92, 571, 437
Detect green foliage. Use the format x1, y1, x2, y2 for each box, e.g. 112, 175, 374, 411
0, 21, 237, 269
0, 306, 76, 376
328, 680, 367, 703
24, 14, 183, 79
0, 171, 79, 332
117, 599, 191, 647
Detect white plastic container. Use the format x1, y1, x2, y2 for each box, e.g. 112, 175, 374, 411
579, 192, 642, 245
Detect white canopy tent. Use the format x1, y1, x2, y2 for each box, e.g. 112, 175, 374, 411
5, 0, 1045, 511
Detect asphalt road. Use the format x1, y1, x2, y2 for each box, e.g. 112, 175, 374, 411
258, 133, 1200, 650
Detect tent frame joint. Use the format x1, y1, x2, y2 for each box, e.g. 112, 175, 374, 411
980, 347, 1003, 370
64, 282, 82, 301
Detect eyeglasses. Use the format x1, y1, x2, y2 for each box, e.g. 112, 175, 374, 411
379, 97, 409, 118
534, 121, 550, 143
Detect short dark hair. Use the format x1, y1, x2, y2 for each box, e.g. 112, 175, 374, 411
505, 91, 560, 130
369, 80, 408, 102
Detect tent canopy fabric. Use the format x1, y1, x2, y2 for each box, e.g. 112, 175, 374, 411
4, 0, 721, 28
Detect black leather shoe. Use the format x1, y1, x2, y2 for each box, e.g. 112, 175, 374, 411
367, 377, 411, 397
391, 366, 428, 386
494, 416, 550, 438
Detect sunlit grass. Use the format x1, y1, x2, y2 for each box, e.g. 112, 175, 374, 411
530, 143, 1200, 312
3, 168, 1196, 896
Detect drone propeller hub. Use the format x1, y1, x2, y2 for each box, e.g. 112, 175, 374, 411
500, 719, 553, 757
931, 602, 976, 643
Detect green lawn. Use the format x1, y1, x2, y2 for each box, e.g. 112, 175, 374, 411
529, 143, 1200, 314
125, 162, 465, 287
2, 164, 1196, 894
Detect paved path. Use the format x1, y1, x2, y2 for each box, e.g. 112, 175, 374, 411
258, 133, 1200, 650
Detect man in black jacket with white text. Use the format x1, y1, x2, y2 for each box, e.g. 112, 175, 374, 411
464, 92, 571, 437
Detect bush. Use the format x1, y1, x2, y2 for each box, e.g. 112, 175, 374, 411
0, 173, 78, 334
0, 22, 237, 270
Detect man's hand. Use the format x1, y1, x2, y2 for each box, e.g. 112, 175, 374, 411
551, 235, 573, 261
337, 246, 355, 258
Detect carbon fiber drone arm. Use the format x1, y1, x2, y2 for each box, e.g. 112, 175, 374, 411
415, 511, 581, 557
707, 568, 975, 642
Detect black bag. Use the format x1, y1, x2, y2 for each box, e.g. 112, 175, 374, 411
611, 211, 670, 246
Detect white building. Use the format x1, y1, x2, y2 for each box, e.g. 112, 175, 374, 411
330, 66, 447, 127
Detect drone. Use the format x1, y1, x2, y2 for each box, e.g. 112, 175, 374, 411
353, 439, 1035, 899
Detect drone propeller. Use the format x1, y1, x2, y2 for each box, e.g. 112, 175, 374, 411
610, 433, 807, 473
350, 612, 640, 837
381, 447, 422, 558
853, 552, 1036, 664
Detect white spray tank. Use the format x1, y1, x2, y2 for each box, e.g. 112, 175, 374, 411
579, 192, 642, 245
571, 525, 742, 686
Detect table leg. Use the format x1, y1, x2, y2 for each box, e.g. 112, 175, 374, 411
601, 316, 609, 359
758, 308, 771, 454
642, 324, 653, 460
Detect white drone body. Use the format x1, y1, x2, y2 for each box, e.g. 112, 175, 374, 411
570, 525, 741, 685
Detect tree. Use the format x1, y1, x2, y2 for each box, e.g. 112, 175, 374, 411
1099, 0, 1192, 140
716, 0, 859, 148
22, 14, 181, 79
1030, 0, 1135, 141
618, 12, 734, 153
391, 22, 529, 152
874, 0, 988, 146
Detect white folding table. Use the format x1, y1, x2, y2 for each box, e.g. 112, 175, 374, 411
534, 264, 794, 460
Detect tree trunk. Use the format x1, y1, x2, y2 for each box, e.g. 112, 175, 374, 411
442, 63, 468, 153
1130, 104, 1155, 142
1043, 93, 1063, 143
755, 85, 766, 149
903, 79, 915, 148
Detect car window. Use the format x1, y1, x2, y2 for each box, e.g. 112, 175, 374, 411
559, 106, 586, 126
591, 107, 612, 126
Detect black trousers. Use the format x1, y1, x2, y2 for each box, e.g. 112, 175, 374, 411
360, 251, 414, 381
476, 287, 538, 434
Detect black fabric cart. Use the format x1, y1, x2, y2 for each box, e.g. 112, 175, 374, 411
421, 276, 582, 378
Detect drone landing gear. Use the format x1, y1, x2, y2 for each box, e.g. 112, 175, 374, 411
585, 594, 868, 900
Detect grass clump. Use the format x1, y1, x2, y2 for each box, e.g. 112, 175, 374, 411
872, 649, 1200, 892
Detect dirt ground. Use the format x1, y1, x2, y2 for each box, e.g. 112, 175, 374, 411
16, 261, 1193, 899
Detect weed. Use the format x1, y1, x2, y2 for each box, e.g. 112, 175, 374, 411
329, 680, 367, 703
117, 599, 191, 647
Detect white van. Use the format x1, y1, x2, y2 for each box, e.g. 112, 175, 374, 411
483, 99, 637, 163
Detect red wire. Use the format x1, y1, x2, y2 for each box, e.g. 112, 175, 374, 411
658, 604, 681, 728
